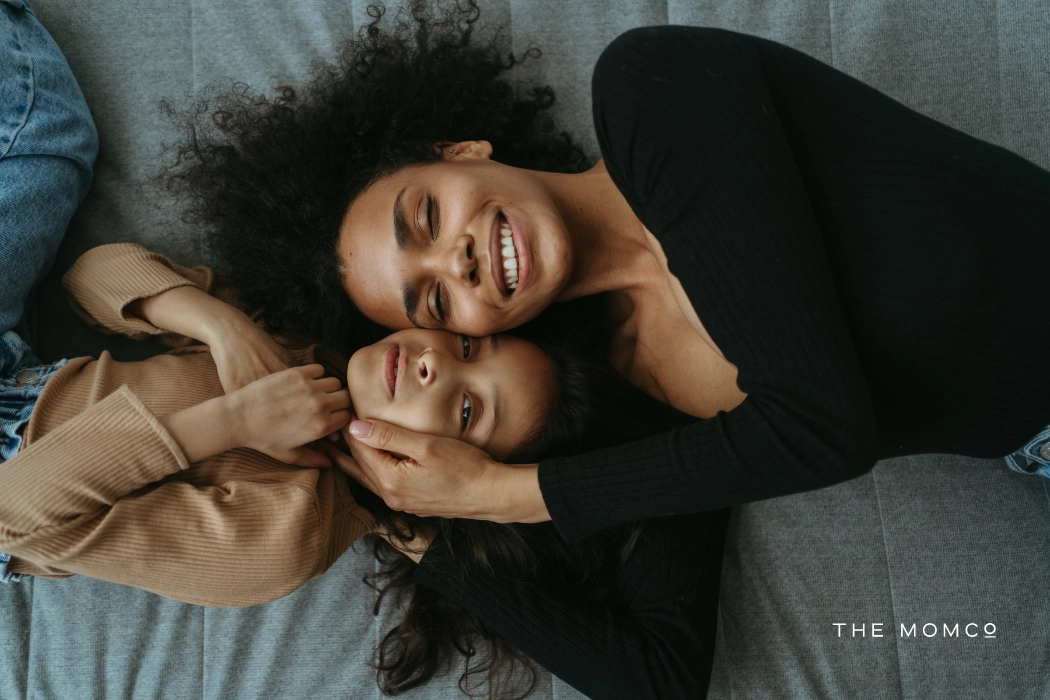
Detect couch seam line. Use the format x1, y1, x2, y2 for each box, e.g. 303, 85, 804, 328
871, 469, 906, 700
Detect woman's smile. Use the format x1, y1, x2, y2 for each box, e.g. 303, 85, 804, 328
490, 210, 531, 295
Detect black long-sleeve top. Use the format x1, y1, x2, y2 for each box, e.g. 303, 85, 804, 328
540, 26, 1050, 542
416, 27, 1050, 700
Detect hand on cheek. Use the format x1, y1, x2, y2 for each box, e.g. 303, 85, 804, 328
330, 418, 548, 523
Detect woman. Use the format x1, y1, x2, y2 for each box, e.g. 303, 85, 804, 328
167, 1, 1050, 527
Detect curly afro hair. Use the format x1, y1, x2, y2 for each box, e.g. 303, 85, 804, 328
159, 0, 590, 353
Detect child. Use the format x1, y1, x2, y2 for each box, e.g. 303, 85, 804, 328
0, 244, 587, 606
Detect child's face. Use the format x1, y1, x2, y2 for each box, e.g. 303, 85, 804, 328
346, 329, 556, 460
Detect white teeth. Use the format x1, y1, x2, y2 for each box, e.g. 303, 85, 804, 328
497, 219, 519, 292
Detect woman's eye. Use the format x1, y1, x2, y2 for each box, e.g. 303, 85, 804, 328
460, 396, 472, 432
461, 335, 471, 359
433, 283, 445, 323
426, 195, 436, 241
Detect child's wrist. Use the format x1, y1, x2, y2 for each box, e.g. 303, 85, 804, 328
159, 396, 238, 463
215, 392, 248, 452
197, 300, 254, 348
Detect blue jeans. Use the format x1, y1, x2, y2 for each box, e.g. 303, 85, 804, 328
1004, 425, 1050, 479
0, 0, 97, 337
0, 0, 96, 582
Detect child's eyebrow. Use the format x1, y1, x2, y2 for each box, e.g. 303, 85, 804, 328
489, 335, 501, 432
492, 385, 501, 437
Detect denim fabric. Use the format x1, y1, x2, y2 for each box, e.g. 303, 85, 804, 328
0, 0, 98, 336
0, 0, 92, 583
1004, 425, 1050, 479
0, 329, 67, 583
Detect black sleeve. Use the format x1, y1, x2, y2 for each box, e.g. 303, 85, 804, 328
538, 26, 881, 542
414, 510, 731, 700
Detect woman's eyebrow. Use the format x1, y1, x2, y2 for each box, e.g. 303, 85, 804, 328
393, 187, 411, 250
401, 282, 421, 326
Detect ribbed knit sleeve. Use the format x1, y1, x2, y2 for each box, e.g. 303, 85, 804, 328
62, 242, 241, 346
538, 27, 881, 542
0, 385, 358, 607
414, 510, 731, 700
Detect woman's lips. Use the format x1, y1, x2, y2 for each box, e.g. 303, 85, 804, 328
503, 211, 530, 295
383, 344, 404, 398
488, 210, 530, 298
489, 212, 509, 297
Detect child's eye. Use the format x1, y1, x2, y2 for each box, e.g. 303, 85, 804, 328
460, 396, 472, 432
461, 335, 471, 359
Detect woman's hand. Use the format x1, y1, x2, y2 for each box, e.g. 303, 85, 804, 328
321, 420, 551, 523
223, 364, 351, 467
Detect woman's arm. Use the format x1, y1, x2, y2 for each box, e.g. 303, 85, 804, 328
534, 26, 882, 540
413, 510, 731, 700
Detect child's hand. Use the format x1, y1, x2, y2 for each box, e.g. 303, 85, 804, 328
224, 364, 352, 467
208, 320, 294, 394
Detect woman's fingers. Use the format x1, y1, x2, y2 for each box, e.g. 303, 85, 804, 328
320, 442, 373, 489
348, 419, 432, 462
344, 431, 430, 513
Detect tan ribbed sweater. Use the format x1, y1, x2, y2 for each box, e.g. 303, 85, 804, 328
0, 244, 374, 607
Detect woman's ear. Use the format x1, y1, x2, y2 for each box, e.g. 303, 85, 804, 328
435, 140, 493, 160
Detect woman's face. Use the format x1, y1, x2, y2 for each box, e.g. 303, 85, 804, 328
338, 141, 573, 336
346, 328, 556, 461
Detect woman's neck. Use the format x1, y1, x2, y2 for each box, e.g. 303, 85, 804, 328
534, 160, 652, 301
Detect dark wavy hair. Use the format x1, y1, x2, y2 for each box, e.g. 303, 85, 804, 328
355, 296, 693, 699
159, 0, 590, 352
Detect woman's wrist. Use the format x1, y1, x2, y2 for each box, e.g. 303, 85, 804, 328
491, 463, 550, 524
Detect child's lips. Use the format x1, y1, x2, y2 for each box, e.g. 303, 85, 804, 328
384, 344, 400, 398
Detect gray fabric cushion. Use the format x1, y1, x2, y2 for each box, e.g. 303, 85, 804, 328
7, 0, 1048, 698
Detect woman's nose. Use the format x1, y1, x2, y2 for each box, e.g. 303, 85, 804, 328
449, 235, 479, 287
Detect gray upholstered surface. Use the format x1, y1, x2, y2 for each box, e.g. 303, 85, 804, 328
5, 0, 1048, 698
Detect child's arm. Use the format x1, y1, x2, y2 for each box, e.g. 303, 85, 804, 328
0, 370, 360, 607
63, 243, 293, 393
62, 242, 235, 344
